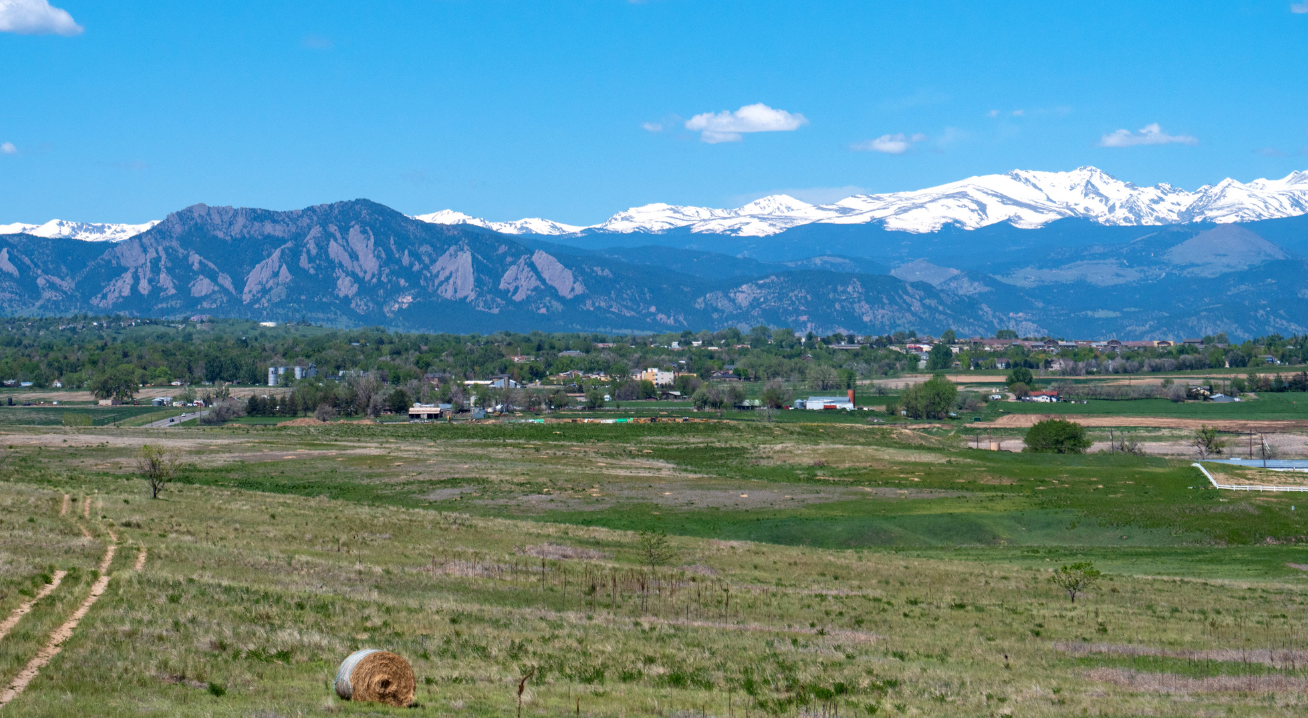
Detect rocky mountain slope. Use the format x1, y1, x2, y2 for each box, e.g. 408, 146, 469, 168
0, 200, 1002, 335
2, 197, 1306, 338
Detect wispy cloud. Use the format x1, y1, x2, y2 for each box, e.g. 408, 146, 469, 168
0, 0, 82, 36
685, 103, 807, 144
1098, 123, 1197, 148
1, 142, 15, 155
641, 122, 663, 132
1292, 2, 1308, 13
1256, 147, 1286, 157
851, 133, 927, 154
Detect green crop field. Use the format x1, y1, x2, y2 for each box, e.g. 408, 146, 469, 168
0, 417, 1305, 717
0, 405, 174, 427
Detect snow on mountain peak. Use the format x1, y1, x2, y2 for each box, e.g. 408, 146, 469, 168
0, 219, 160, 242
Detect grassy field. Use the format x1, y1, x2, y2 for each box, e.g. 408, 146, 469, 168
988, 392, 1308, 421
0, 405, 173, 427
0, 419, 1305, 716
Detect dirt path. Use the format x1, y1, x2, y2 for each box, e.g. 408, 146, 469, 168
58, 494, 68, 517
80, 496, 90, 519
133, 547, 147, 572
989, 414, 1308, 432
0, 571, 66, 644
0, 534, 117, 709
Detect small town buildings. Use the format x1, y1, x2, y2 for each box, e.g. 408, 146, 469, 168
635, 368, 675, 386
408, 403, 453, 421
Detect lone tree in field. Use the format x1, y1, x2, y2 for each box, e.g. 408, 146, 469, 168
91, 368, 138, 404
1023, 419, 1091, 454
1193, 425, 1226, 460
1050, 561, 1101, 603
137, 444, 181, 499
898, 374, 958, 419
760, 379, 791, 421
1006, 366, 1034, 387
637, 529, 675, 569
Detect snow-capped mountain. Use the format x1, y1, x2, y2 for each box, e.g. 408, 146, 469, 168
410, 210, 583, 236
0, 219, 160, 242
413, 167, 1308, 237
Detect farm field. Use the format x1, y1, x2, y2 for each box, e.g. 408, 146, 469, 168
987, 392, 1308, 422
0, 419, 1306, 717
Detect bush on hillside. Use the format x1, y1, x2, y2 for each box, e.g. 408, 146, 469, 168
1023, 419, 1091, 454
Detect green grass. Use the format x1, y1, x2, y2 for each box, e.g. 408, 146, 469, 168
1, 419, 1306, 716
987, 392, 1308, 420
0, 405, 171, 426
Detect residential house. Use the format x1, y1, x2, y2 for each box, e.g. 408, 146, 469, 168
1022, 390, 1060, 403
710, 369, 740, 382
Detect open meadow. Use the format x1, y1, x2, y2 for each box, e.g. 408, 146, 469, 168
0, 416, 1306, 717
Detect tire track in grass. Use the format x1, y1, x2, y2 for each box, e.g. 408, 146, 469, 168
133, 547, 147, 572
0, 572, 67, 644
58, 495, 68, 517
0, 531, 117, 708
80, 496, 90, 519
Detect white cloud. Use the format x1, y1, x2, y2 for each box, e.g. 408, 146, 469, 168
0, 142, 15, 155
0, 0, 82, 36
641, 122, 663, 132
851, 133, 928, 154
1098, 123, 1197, 148
684, 103, 808, 144
1292, 2, 1308, 13
986, 109, 1000, 118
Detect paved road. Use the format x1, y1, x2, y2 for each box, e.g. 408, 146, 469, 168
143, 410, 209, 428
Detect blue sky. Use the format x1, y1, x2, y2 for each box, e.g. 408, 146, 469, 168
2, 0, 1307, 224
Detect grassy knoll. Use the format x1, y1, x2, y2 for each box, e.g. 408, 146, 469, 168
0, 420, 1305, 716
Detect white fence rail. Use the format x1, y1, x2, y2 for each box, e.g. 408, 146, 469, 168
1192, 462, 1308, 492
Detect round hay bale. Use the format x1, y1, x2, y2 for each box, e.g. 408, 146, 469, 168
334, 649, 415, 707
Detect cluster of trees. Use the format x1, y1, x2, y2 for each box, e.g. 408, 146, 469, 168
886, 374, 962, 419
0, 316, 924, 395
4, 317, 1307, 407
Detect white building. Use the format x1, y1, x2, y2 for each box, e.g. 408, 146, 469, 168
634, 368, 675, 386
796, 396, 855, 411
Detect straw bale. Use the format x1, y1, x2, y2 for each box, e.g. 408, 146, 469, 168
334, 649, 415, 707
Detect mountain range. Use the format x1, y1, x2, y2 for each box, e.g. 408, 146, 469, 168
2, 167, 1307, 338
413, 166, 1308, 237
